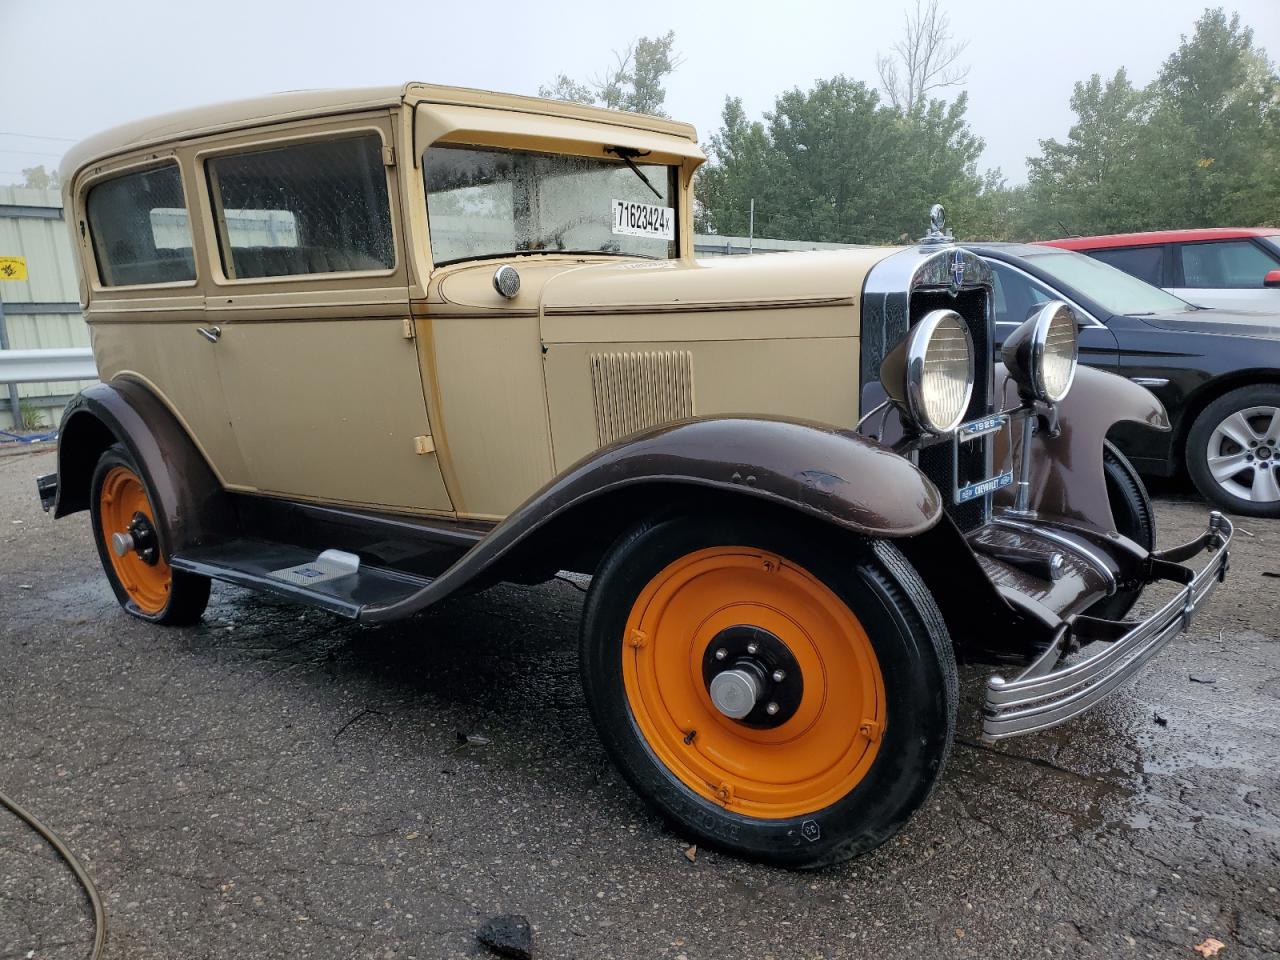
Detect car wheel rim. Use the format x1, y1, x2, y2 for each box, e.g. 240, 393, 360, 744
99, 465, 171, 614
1206, 405, 1280, 503
621, 546, 886, 820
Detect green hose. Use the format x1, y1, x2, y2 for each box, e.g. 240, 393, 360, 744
0, 788, 105, 960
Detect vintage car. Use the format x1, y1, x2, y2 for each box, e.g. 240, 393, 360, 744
40, 84, 1232, 868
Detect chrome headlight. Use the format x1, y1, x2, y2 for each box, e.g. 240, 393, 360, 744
1001, 301, 1079, 403
880, 309, 975, 435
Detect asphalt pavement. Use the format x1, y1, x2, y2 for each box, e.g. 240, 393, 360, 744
1, 444, 1277, 959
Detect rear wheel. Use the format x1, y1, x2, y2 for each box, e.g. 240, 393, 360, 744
579, 512, 956, 868
90, 445, 210, 625
1187, 384, 1280, 518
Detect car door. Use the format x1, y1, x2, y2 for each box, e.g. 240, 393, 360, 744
986, 260, 1119, 368
195, 115, 454, 515
1168, 239, 1280, 311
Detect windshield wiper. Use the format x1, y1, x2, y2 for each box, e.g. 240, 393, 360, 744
605, 146, 663, 200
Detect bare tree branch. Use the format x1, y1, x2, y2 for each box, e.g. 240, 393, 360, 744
876, 0, 970, 111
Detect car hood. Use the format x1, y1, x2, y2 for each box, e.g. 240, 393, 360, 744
538, 247, 898, 316
1138, 307, 1280, 341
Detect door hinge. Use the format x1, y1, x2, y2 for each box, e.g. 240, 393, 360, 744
413, 435, 436, 455
383, 145, 396, 167
402, 318, 415, 340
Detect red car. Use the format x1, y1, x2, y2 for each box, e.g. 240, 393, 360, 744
1045, 228, 1280, 312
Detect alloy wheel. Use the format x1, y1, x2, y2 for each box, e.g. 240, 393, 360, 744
1205, 405, 1280, 504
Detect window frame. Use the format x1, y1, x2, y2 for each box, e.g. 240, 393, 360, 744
420, 139, 682, 269
1172, 238, 1280, 289
195, 124, 401, 286
1085, 243, 1169, 288
79, 156, 200, 292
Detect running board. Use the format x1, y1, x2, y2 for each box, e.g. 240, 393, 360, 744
171, 539, 433, 619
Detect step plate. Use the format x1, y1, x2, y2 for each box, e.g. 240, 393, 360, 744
171, 539, 431, 618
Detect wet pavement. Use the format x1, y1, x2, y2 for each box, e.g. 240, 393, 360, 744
1, 445, 1277, 959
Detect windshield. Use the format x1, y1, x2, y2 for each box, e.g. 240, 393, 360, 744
423, 144, 678, 265
1022, 247, 1193, 315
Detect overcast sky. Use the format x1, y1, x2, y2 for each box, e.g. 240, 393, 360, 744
1, 0, 1276, 186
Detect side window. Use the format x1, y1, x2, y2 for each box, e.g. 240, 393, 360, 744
989, 262, 1053, 325
85, 164, 196, 287
1179, 240, 1280, 288
1089, 246, 1164, 286
207, 134, 394, 280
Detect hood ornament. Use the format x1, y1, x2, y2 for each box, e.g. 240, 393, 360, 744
920, 203, 954, 245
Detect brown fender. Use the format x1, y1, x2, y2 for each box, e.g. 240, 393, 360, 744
359, 416, 944, 622
52, 380, 232, 556
993, 364, 1170, 529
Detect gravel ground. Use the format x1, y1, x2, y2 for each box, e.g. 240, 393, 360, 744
1, 444, 1277, 960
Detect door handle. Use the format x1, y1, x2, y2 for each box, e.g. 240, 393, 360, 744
196, 326, 221, 343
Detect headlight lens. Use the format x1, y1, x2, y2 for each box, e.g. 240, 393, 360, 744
1038, 305, 1078, 401
892, 309, 975, 434
1001, 300, 1079, 403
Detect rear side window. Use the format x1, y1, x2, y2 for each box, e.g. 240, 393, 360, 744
1088, 246, 1164, 286
207, 134, 394, 279
86, 164, 196, 287
1178, 240, 1279, 288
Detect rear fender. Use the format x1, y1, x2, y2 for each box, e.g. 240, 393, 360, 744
359, 416, 944, 622
993, 364, 1169, 529
52, 380, 231, 556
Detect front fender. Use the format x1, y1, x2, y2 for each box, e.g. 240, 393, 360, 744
993, 364, 1169, 529
360, 416, 943, 622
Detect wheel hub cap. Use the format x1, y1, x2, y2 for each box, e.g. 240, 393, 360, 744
701, 624, 803, 728
1206, 405, 1280, 503
708, 668, 762, 719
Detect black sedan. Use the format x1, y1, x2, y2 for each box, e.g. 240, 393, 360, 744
968, 243, 1280, 518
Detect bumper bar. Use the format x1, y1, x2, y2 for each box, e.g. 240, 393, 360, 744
982, 511, 1233, 741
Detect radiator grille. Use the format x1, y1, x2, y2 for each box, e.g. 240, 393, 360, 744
911, 289, 992, 532
590, 350, 695, 445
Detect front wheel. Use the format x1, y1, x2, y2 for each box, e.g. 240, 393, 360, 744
1087, 440, 1155, 621
1186, 384, 1280, 518
579, 512, 957, 869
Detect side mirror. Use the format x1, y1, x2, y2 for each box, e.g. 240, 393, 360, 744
1264, 269, 1280, 289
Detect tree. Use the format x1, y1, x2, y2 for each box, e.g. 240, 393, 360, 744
538, 32, 683, 117
697, 78, 990, 243
876, 0, 970, 113
1023, 8, 1280, 236
1153, 8, 1280, 226
1024, 69, 1159, 236
21, 165, 59, 190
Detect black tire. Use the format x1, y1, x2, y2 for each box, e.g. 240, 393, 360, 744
89, 444, 210, 625
579, 511, 957, 869
1186, 384, 1280, 519
1087, 440, 1155, 620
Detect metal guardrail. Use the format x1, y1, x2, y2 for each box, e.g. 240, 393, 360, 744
0, 347, 97, 383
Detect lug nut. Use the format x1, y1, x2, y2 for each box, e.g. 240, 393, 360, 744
714, 648, 727, 661
765, 702, 779, 716
772, 669, 786, 682
746, 642, 759, 655
1250, 440, 1258, 447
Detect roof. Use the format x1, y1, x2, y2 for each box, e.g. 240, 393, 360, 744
1044, 228, 1280, 250
60, 83, 700, 181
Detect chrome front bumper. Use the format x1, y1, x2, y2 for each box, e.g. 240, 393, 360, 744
982, 511, 1233, 741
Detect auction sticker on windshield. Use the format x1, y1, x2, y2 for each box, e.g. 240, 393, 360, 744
612, 199, 675, 240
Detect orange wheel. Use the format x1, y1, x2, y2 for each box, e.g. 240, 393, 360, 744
89, 444, 210, 624
97, 464, 172, 614
623, 546, 886, 820
580, 513, 956, 868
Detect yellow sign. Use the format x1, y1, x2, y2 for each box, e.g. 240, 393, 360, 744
0, 256, 27, 281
